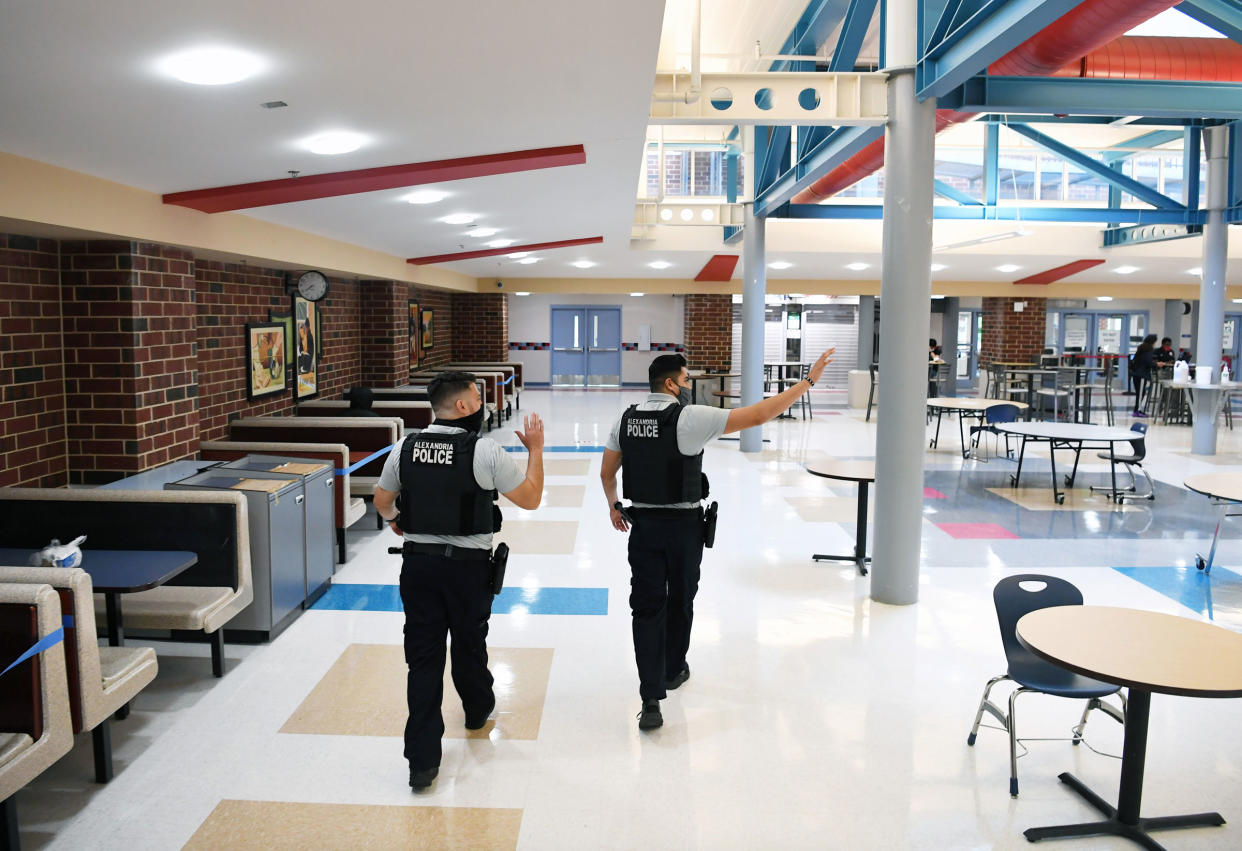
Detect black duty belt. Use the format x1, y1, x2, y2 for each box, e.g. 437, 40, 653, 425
629, 506, 702, 519
403, 542, 491, 561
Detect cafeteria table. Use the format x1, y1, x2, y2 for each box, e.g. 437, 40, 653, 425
995, 422, 1140, 504
806, 459, 874, 576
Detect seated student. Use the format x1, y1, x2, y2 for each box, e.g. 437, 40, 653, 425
1155, 337, 1176, 367
343, 386, 380, 417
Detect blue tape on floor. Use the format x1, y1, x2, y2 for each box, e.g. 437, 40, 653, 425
502, 445, 604, 453
311, 583, 608, 615
1113, 565, 1242, 627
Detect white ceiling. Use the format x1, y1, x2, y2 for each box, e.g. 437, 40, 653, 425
0, 1, 1237, 286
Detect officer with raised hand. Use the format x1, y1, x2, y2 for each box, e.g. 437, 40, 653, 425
374, 371, 544, 791
601, 349, 833, 731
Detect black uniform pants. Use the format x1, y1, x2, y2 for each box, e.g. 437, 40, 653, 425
399, 552, 495, 771
627, 508, 704, 701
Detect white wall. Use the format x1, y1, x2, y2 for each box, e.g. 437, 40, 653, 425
507, 293, 684, 384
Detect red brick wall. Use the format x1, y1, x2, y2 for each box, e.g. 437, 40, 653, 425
360, 279, 406, 387
684, 294, 732, 371
980, 296, 1048, 364
414, 287, 453, 372
60, 240, 199, 484
0, 234, 67, 487
450, 293, 508, 362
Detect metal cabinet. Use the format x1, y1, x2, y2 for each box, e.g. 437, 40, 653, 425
166, 471, 305, 639
217, 454, 334, 602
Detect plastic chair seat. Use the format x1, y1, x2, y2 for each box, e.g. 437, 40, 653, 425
1008, 659, 1119, 699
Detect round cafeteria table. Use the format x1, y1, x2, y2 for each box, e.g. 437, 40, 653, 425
926, 397, 1029, 458
1183, 472, 1242, 575
806, 459, 874, 576
995, 422, 1139, 504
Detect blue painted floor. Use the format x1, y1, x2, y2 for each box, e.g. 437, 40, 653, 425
312, 582, 608, 615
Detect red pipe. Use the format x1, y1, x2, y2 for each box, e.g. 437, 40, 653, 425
790, 0, 1182, 204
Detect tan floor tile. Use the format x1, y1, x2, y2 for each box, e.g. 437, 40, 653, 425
785, 496, 872, 523
281, 645, 554, 741
183, 799, 521, 851
985, 486, 1138, 512
494, 520, 578, 554
500, 484, 584, 508
1173, 451, 1242, 466
543, 459, 592, 476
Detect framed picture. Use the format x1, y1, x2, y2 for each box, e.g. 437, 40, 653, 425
293, 294, 319, 399
268, 309, 294, 386
245, 322, 287, 400
409, 300, 420, 369
421, 308, 435, 350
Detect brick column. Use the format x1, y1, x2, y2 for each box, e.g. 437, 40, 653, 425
450, 293, 508, 361
0, 234, 67, 487
359, 279, 406, 386
980, 296, 1047, 364
61, 241, 199, 484
683, 294, 733, 371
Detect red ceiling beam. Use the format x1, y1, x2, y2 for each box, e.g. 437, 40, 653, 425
694, 254, 739, 282
408, 236, 603, 266
1013, 259, 1105, 285
163, 144, 587, 213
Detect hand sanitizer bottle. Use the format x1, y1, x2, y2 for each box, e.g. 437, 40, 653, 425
1223, 363, 1231, 384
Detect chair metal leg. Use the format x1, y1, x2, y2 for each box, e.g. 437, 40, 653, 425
2, 795, 18, 851
1008, 687, 1030, 797
211, 629, 226, 677
92, 718, 114, 783
967, 674, 1010, 745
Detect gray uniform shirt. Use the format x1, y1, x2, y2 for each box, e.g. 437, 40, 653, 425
606, 394, 730, 508
378, 424, 526, 550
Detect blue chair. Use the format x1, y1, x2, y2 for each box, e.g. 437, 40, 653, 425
967, 403, 1019, 461
1090, 422, 1153, 502
966, 574, 1126, 796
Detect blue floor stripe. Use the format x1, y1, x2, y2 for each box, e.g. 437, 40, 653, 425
502, 445, 604, 453
1113, 565, 1242, 628
311, 583, 608, 615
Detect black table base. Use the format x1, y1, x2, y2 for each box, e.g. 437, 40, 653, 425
1025, 690, 1227, 849
812, 481, 870, 576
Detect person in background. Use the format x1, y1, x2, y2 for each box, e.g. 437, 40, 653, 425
1130, 334, 1158, 418
343, 386, 379, 417
1155, 337, 1176, 368
928, 338, 943, 398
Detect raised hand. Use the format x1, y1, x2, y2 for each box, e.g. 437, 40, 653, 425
515, 413, 545, 452
808, 348, 835, 385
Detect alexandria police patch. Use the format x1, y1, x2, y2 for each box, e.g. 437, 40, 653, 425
409, 441, 454, 464
625, 417, 660, 438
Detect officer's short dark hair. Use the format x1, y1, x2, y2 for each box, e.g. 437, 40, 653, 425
428, 371, 476, 412
1161, 337, 1172, 346
648, 354, 687, 392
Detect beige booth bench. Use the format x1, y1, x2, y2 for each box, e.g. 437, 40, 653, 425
0, 488, 252, 679
0, 567, 157, 784
0, 582, 73, 849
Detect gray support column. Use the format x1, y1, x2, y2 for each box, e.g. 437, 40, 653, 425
857, 295, 876, 370
1162, 299, 1183, 349
1193, 125, 1230, 455
740, 204, 766, 453
1191, 300, 1200, 361
940, 297, 960, 398
871, 58, 936, 606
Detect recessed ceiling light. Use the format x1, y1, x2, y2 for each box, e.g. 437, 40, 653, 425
1113, 265, 1140, 275
768, 261, 793, 270
845, 262, 870, 271
930, 263, 947, 272
631, 292, 645, 297
516, 257, 539, 265
404, 189, 447, 205
1097, 296, 1114, 301
441, 213, 475, 225
515, 291, 531, 296
507, 252, 529, 259
487, 239, 515, 248
571, 260, 596, 269
158, 46, 264, 86
1188, 267, 1203, 275
996, 264, 1021, 273
467, 227, 498, 238
302, 131, 367, 155
648, 260, 672, 270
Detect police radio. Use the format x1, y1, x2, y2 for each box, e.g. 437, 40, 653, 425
702, 501, 719, 548
489, 543, 509, 595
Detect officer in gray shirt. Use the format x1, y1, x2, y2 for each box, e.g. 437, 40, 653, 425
602, 350, 833, 731
374, 372, 544, 790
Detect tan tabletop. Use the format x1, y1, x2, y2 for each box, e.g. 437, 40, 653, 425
806, 459, 875, 483
692, 372, 739, 379
1018, 605, 1242, 698
1185, 473, 1242, 502
926, 397, 1029, 412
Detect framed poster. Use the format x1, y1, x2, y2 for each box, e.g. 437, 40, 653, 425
409, 300, 420, 369
246, 322, 287, 400
268, 309, 294, 386
421, 308, 435, 350
293, 294, 319, 399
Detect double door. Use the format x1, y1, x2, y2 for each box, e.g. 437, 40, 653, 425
551, 306, 621, 387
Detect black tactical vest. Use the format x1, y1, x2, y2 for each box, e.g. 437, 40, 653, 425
397, 430, 498, 535
618, 403, 703, 504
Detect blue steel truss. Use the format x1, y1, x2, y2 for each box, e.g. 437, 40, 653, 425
781, 204, 1202, 224
944, 76, 1242, 120
934, 179, 983, 205
753, 125, 885, 217
1179, 0, 1242, 45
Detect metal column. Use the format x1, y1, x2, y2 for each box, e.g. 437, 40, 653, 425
1193, 125, 1230, 456
858, 295, 876, 370
740, 204, 766, 453
940, 297, 960, 398
1162, 299, 1184, 351
871, 0, 935, 605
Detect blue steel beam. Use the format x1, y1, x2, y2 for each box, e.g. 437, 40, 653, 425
1184, 127, 1202, 209
917, 0, 1085, 100
934, 179, 984, 205
783, 204, 1201, 224
753, 125, 885, 217
1179, 0, 1242, 45
1007, 124, 1185, 210
830, 0, 880, 71
1100, 130, 1184, 164
944, 76, 1242, 120
756, 127, 792, 197
983, 122, 999, 205
1231, 123, 1242, 208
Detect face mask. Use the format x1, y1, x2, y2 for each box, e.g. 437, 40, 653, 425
437, 407, 485, 435
677, 386, 692, 406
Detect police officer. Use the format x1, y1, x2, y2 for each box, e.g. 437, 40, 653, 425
601, 350, 833, 730
374, 371, 544, 790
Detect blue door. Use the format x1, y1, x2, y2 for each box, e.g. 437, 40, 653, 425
550, 308, 585, 387
586, 307, 621, 387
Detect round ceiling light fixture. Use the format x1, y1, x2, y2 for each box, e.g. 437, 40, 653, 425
404, 189, 448, 205
441, 213, 475, 225
648, 260, 672, 270
158, 46, 264, 85
302, 131, 367, 155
